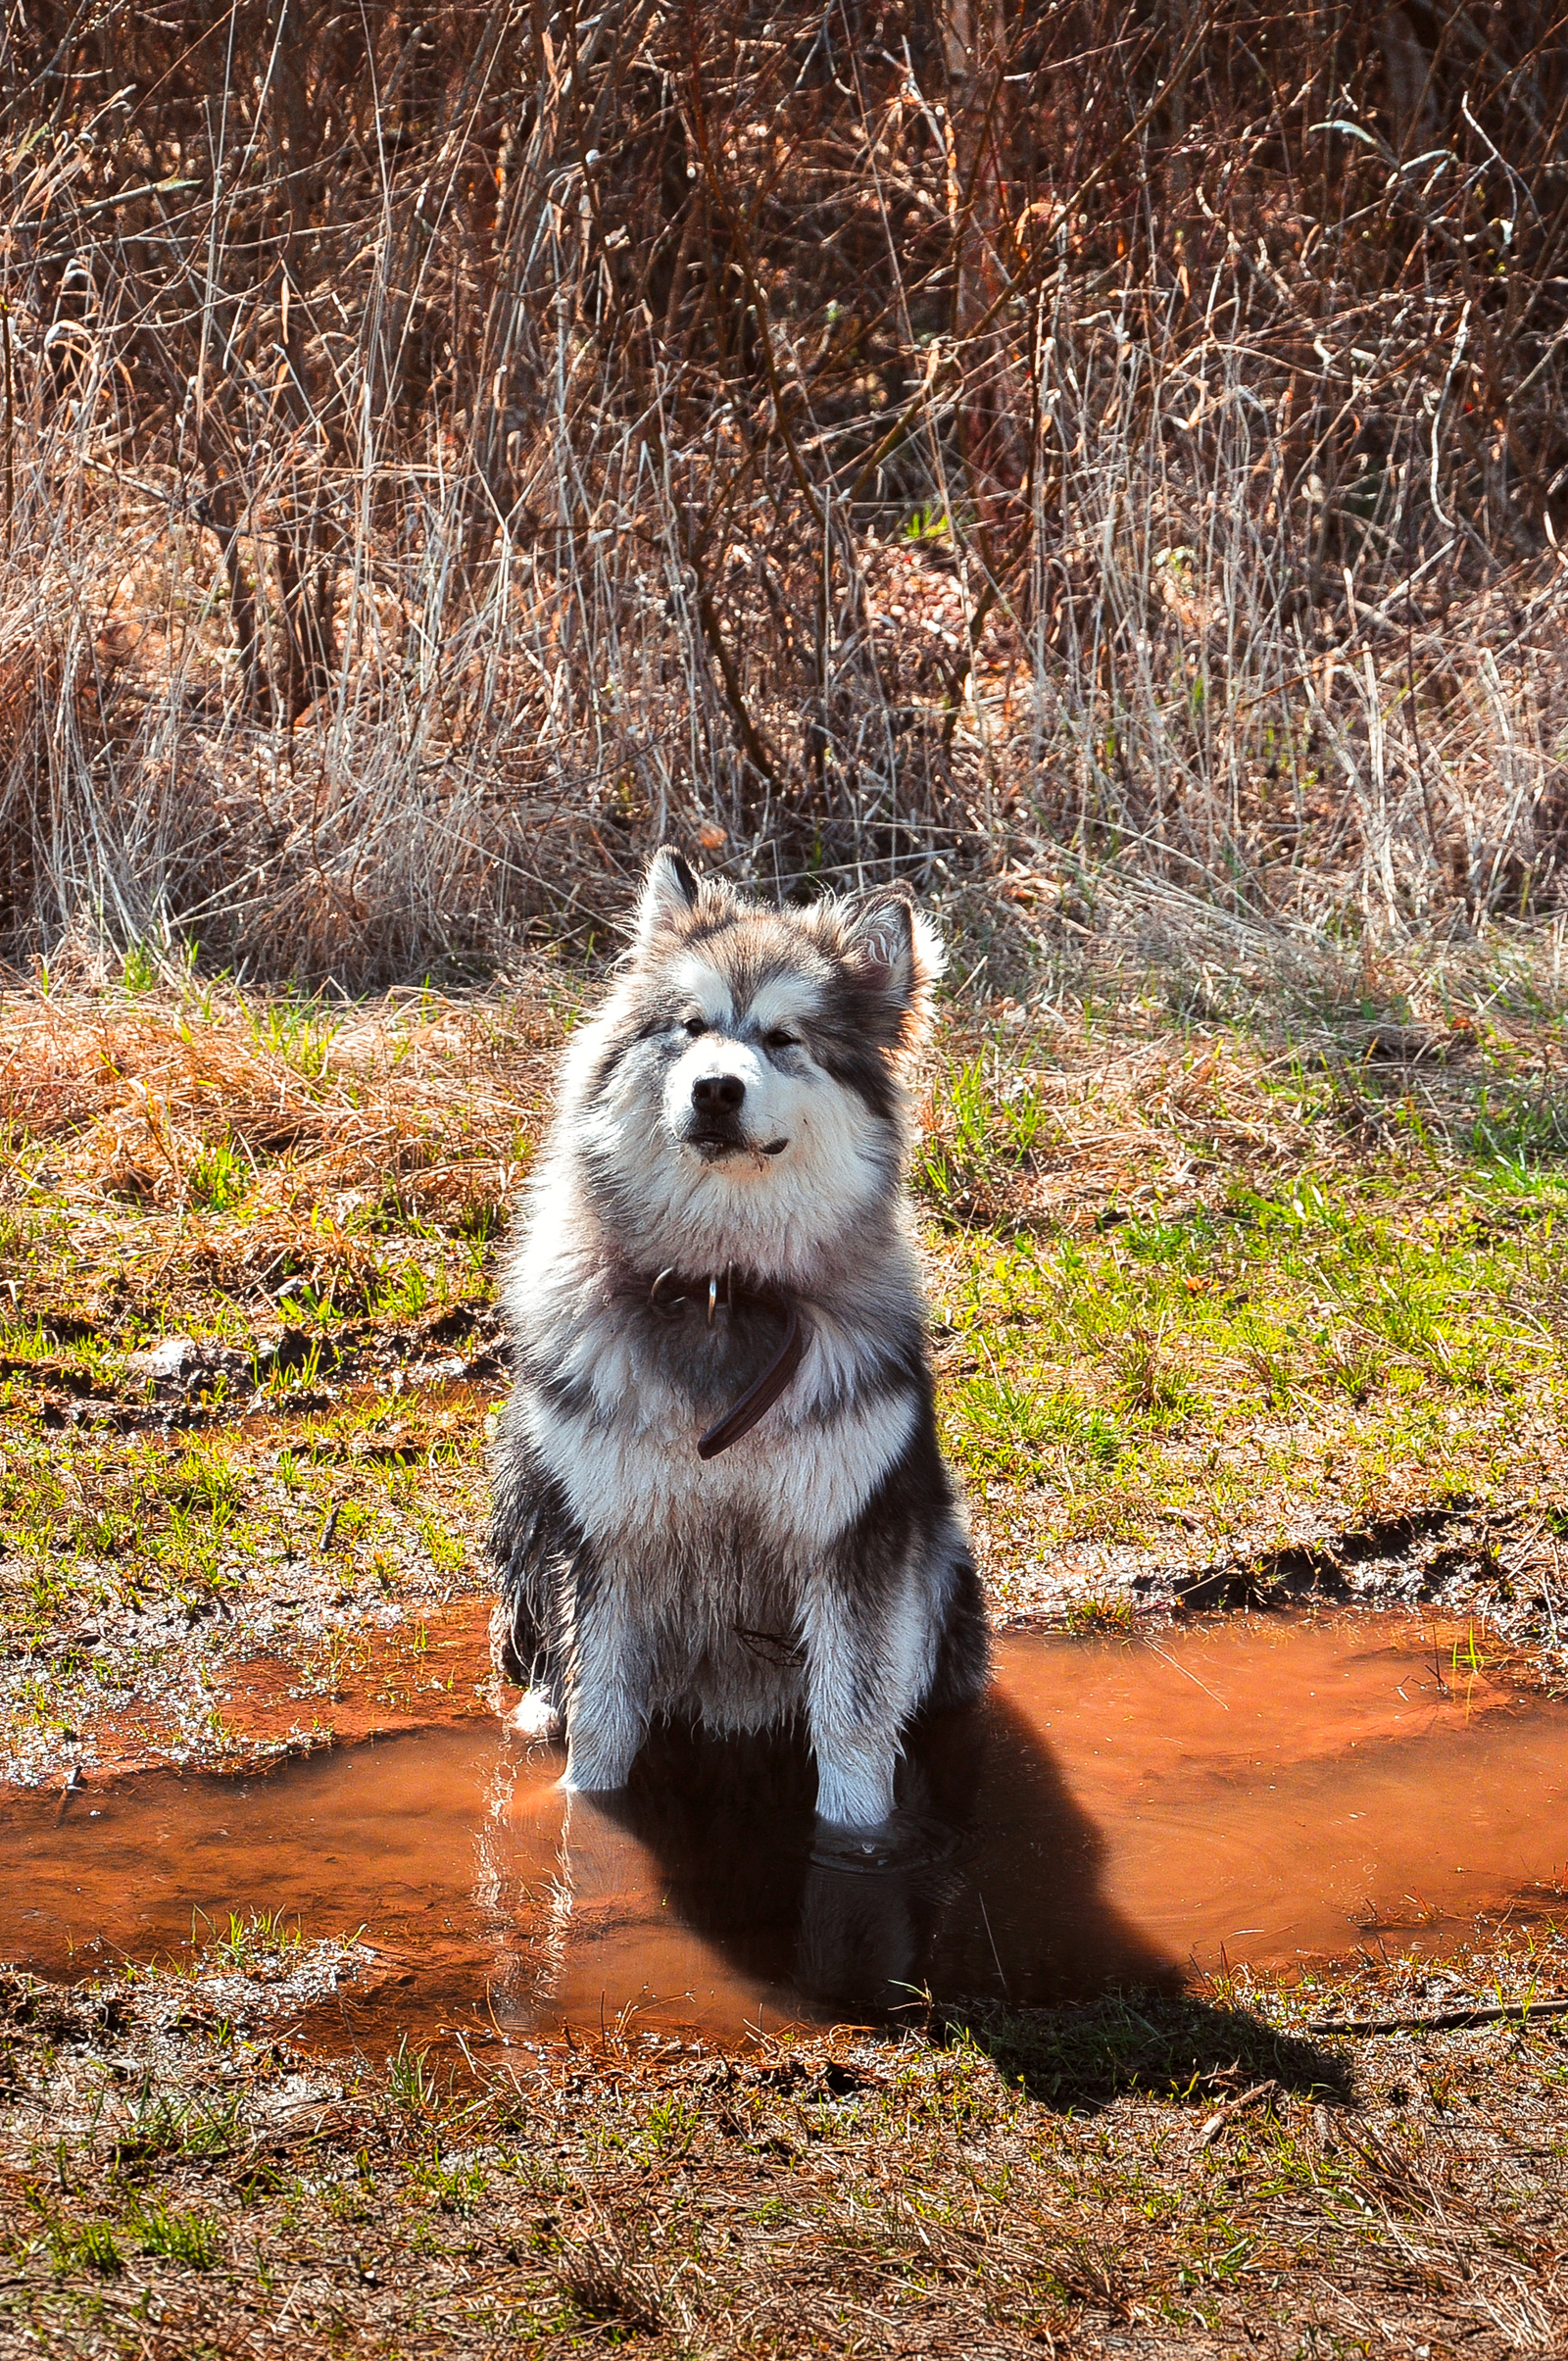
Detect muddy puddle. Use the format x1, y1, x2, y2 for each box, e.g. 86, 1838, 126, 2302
3, 1612, 1565, 2047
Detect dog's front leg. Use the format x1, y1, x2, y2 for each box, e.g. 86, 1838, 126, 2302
800, 1559, 929, 1828
561, 1559, 650, 1795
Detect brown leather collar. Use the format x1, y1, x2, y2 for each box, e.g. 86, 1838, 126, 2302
644, 1266, 808, 1459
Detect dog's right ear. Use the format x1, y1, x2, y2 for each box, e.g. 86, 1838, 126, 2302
634, 846, 700, 949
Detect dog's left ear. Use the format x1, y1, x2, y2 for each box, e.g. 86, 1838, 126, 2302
634, 846, 701, 949
840, 887, 944, 1045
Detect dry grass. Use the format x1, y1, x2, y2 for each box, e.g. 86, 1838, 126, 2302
2, 1930, 1567, 2356
1, 7, 1566, 983
0, 976, 559, 1263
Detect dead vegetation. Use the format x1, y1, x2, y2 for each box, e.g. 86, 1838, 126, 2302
0, 977, 557, 1258
1, 1934, 1566, 2357
1, 5, 1567, 982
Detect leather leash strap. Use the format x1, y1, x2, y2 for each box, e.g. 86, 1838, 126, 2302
645, 1268, 808, 1459
697, 1300, 806, 1459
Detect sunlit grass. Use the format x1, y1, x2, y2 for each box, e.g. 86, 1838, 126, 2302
918, 1032, 1568, 1555
200, 1907, 305, 1970
243, 992, 345, 1088
2, 985, 1567, 1770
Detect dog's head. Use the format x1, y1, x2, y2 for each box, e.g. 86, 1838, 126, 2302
563, 849, 944, 1271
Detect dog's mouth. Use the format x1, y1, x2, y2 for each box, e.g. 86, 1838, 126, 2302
687, 1130, 741, 1162
684, 1129, 790, 1164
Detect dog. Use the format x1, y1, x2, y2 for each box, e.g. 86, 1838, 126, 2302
488, 847, 988, 1828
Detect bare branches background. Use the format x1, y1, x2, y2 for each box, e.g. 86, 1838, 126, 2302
1, 0, 1565, 982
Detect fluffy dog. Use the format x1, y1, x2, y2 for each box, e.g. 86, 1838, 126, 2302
488, 848, 988, 1827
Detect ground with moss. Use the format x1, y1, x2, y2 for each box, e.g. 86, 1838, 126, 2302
2, 967, 1568, 2352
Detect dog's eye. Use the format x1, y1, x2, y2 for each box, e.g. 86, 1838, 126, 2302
763, 1028, 798, 1052
683, 1016, 708, 1037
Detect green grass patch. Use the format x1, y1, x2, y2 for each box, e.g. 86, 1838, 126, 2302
933, 1159, 1568, 1549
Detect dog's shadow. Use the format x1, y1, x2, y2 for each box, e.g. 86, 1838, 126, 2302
506, 1694, 1349, 2113
525, 1688, 1179, 2024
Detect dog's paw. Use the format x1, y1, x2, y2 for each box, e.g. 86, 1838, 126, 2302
510, 1688, 564, 1742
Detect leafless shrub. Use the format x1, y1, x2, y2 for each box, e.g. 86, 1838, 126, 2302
0, 4, 1565, 982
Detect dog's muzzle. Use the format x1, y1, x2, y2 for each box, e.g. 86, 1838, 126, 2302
685, 1070, 747, 1158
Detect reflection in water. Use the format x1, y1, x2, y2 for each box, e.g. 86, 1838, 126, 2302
516, 1697, 1174, 2031
1, 1613, 1566, 2048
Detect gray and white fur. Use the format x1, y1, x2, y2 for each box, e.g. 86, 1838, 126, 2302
488, 848, 988, 1828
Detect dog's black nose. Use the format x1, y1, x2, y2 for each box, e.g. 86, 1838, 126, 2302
692, 1073, 746, 1114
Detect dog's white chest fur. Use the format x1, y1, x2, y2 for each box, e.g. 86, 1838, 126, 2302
525, 1350, 917, 1564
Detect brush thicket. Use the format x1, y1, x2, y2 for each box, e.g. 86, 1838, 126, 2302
0, 4, 1565, 984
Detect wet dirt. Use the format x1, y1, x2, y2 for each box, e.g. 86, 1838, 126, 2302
209, 1605, 498, 1752
3, 1610, 1565, 2049
23, 1602, 499, 1787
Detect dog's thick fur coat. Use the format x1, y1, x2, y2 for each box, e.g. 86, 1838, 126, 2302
489, 850, 988, 1826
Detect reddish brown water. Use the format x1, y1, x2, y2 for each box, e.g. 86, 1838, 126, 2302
3, 1612, 1565, 2047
